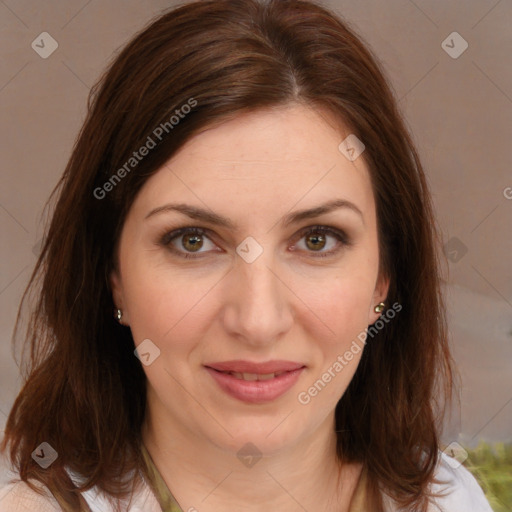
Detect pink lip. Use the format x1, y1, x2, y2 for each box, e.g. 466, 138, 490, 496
204, 361, 306, 404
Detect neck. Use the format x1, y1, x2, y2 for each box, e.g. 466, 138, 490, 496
142, 404, 361, 512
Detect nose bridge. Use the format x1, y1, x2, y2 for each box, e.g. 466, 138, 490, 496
222, 250, 294, 344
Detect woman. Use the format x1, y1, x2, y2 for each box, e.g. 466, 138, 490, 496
0, 0, 493, 510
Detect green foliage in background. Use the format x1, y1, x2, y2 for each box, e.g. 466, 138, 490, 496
463, 441, 512, 512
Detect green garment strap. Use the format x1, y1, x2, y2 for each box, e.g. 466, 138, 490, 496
140, 443, 185, 512
348, 465, 368, 512
141, 443, 367, 512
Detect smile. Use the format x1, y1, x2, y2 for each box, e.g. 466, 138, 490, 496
204, 364, 306, 404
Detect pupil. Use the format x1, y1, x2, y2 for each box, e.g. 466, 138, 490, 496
183, 234, 203, 251
306, 233, 325, 251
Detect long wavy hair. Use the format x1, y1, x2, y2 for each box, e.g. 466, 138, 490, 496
1, 0, 455, 510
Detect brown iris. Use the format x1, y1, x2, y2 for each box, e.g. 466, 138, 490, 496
305, 232, 326, 251
182, 233, 203, 252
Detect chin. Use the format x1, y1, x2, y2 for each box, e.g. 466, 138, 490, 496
205, 418, 302, 457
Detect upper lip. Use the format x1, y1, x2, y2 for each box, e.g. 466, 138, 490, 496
205, 360, 305, 374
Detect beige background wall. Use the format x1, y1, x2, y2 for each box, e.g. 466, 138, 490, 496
1, 0, 511, 482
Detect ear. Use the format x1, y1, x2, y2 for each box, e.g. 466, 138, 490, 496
368, 272, 390, 325
109, 268, 130, 326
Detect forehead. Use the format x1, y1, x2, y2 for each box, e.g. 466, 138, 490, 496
130, 104, 376, 226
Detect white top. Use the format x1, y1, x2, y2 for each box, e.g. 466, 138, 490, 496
0, 450, 493, 511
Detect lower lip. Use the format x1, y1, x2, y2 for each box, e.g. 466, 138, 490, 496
205, 367, 305, 404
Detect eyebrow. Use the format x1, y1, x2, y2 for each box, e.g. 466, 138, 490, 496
144, 199, 364, 229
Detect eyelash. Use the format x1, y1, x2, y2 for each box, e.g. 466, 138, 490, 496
158, 225, 351, 260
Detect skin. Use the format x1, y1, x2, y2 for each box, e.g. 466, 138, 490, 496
110, 103, 389, 512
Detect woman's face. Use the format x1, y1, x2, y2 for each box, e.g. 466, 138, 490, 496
110, 104, 388, 455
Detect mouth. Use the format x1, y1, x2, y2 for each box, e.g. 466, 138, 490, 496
209, 369, 291, 381
204, 361, 306, 404
205, 360, 305, 374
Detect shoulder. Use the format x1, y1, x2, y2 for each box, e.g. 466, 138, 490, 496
380, 450, 493, 512
0, 472, 161, 512
426, 450, 493, 512
0, 480, 61, 512
66, 468, 162, 512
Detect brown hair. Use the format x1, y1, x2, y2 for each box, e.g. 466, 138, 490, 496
1, 0, 455, 510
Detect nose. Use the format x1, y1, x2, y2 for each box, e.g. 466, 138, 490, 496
220, 251, 295, 348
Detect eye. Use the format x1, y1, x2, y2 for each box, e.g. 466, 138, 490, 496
159, 227, 219, 259
291, 226, 350, 258
158, 225, 350, 260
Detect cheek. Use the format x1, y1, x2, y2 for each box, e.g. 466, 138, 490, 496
297, 263, 376, 346
295, 275, 373, 408
122, 252, 225, 352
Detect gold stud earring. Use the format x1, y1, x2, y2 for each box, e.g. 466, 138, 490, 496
374, 302, 385, 313
115, 309, 123, 322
